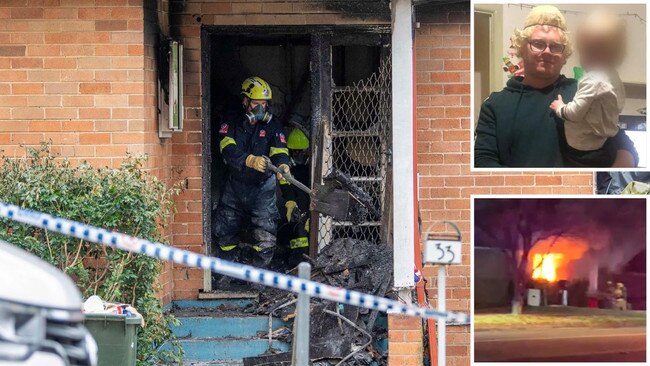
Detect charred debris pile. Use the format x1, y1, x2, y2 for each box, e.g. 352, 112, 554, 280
243, 238, 394, 366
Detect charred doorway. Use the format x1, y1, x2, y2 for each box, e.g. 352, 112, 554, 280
201, 27, 391, 291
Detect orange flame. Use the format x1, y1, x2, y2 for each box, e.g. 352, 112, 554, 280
529, 237, 589, 282
532, 253, 563, 282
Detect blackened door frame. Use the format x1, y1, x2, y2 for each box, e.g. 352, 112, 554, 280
201, 25, 390, 291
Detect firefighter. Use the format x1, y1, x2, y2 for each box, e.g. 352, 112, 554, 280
613, 282, 628, 310
213, 76, 291, 273
278, 127, 311, 269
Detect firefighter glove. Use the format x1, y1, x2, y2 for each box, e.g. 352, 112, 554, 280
245, 154, 268, 172
285, 200, 297, 222
277, 164, 291, 181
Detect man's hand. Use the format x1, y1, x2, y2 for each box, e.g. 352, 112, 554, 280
245, 155, 268, 172
549, 94, 565, 113
612, 150, 635, 167
277, 164, 290, 181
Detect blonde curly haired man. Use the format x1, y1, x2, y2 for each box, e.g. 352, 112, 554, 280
475, 5, 636, 168
511, 5, 573, 61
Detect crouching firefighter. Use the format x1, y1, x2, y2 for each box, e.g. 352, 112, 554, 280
278, 127, 311, 269
213, 76, 291, 272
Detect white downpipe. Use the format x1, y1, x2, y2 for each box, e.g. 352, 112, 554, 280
438, 265, 446, 366
391, 0, 415, 292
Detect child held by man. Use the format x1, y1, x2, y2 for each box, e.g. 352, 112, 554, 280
549, 11, 627, 167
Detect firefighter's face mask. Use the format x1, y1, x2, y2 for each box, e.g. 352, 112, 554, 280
291, 149, 309, 166
245, 101, 272, 125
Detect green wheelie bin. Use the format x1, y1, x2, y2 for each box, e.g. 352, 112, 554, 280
84, 313, 142, 366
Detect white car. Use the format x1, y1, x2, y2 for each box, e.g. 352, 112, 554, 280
0, 240, 97, 366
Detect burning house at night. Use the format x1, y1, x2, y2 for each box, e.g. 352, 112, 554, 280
528, 237, 646, 310
474, 197, 647, 311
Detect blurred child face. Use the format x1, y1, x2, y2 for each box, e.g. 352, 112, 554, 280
578, 31, 619, 70
576, 11, 625, 71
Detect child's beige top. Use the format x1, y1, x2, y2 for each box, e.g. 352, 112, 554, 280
556, 70, 625, 151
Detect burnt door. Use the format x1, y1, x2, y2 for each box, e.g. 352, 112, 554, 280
309, 31, 392, 255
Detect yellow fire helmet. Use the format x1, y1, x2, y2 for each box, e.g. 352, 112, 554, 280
241, 76, 272, 100
287, 128, 309, 150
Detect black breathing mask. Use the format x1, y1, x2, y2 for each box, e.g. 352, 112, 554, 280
291, 149, 310, 166
245, 104, 272, 125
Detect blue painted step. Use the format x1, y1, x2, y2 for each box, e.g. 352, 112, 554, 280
176, 338, 290, 361
182, 361, 243, 366
165, 298, 287, 363
172, 316, 284, 338
172, 299, 256, 310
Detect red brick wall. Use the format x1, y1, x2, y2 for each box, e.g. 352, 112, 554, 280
144, 0, 175, 304
0, 0, 175, 301
0, 0, 154, 167
388, 315, 424, 366
415, 8, 594, 366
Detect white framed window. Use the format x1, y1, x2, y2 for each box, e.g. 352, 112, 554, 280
159, 40, 183, 138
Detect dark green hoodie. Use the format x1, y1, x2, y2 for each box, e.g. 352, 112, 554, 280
474, 75, 637, 167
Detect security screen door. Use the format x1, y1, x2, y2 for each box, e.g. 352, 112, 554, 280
309, 31, 392, 254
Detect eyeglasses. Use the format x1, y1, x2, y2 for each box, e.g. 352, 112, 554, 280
528, 40, 566, 54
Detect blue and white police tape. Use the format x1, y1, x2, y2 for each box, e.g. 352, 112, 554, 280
0, 202, 470, 324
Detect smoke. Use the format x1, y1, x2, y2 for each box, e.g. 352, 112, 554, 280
594, 238, 645, 273
531, 199, 646, 280
571, 200, 645, 276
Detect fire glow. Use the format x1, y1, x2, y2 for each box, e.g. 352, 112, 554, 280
529, 236, 590, 283
532, 253, 563, 282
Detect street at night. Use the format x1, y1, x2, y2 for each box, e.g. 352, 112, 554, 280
475, 326, 646, 362
473, 198, 647, 362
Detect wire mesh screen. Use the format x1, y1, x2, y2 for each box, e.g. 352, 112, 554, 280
317, 57, 392, 248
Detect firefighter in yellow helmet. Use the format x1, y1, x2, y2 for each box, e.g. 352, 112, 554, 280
213, 76, 291, 278
277, 127, 311, 269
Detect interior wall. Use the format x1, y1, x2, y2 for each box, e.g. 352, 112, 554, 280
473, 12, 491, 122
209, 36, 311, 118
332, 45, 381, 86
241, 45, 311, 117
472, 3, 503, 127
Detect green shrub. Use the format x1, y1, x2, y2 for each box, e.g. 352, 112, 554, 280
0, 143, 183, 365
